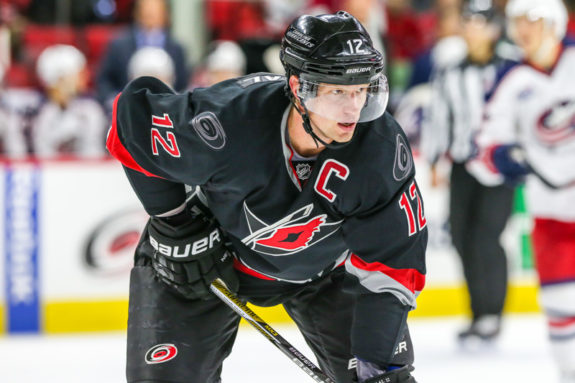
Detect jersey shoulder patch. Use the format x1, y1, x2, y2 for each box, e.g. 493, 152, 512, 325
352, 113, 415, 193
392, 133, 413, 182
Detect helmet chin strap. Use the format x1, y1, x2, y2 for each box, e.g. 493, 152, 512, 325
290, 97, 353, 150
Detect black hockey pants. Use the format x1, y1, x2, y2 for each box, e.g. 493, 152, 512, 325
126, 264, 413, 383
449, 162, 514, 319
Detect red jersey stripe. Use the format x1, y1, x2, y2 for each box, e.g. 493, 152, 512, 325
233, 259, 275, 281
349, 253, 425, 293
106, 93, 162, 178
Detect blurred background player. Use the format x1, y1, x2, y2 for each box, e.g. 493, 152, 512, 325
96, 0, 189, 112
127, 46, 176, 88
469, 0, 575, 381
33, 44, 106, 158
190, 40, 247, 88
421, 0, 516, 345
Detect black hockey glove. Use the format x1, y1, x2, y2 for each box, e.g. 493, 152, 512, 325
361, 366, 416, 383
145, 212, 239, 300
491, 144, 531, 186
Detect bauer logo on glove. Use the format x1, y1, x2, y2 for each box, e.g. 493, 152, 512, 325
149, 228, 222, 258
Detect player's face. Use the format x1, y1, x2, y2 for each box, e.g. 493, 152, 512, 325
308, 83, 369, 143
511, 15, 548, 57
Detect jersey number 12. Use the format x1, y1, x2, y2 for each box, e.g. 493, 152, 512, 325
151, 113, 181, 158
399, 181, 426, 236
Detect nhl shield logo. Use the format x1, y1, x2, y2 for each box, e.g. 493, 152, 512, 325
241, 203, 342, 256
295, 163, 312, 180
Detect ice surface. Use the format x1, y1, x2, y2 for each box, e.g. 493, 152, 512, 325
0, 314, 558, 382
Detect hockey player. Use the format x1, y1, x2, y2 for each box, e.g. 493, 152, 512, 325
468, 0, 575, 381
34, 45, 107, 158
107, 11, 426, 383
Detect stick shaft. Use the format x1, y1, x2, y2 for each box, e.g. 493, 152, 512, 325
210, 279, 335, 383
529, 165, 575, 190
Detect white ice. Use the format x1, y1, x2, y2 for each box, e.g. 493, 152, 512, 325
0, 314, 558, 383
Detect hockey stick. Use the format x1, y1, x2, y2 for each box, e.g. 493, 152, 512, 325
209, 279, 335, 383
526, 164, 575, 190
509, 146, 575, 190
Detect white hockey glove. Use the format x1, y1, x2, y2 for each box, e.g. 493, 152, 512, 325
141, 210, 239, 300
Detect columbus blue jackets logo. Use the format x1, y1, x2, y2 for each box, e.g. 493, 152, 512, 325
241, 203, 342, 256
536, 99, 575, 144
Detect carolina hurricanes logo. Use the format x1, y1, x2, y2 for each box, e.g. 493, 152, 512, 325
241, 203, 341, 256
145, 344, 178, 364
536, 100, 575, 144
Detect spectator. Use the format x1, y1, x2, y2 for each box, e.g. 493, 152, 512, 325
421, 0, 516, 344
96, 0, 189, 111
33, 44, 106, 158
128, 46, 175, 87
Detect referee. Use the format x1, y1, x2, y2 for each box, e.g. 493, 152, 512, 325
421, 0, 517, 343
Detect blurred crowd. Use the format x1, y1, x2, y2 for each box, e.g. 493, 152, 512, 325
0, 0, 570, 159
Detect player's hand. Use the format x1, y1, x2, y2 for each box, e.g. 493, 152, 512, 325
492, 144, 531, 185
359, 365, 416, 383
141, 211, 239, 300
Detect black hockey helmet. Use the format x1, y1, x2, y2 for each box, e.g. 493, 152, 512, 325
280, 10, 384, 85
280, 11, 388, 148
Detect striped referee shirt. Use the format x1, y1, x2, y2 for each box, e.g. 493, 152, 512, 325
421, 53, 512, 165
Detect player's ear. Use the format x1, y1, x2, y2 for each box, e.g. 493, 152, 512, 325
288, 75, 300, 99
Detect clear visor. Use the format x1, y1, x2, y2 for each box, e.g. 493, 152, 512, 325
298, 73, 389, 124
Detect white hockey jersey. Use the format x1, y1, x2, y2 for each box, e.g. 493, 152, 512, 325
467, 43, 575, 221
32, 97, 107, 158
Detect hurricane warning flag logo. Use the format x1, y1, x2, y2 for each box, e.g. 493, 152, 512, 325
241, 203, 341, 256
145, 344, 178, 364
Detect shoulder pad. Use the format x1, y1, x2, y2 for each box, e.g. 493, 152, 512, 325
485, 60, 521, 102
125, 76, 176, 95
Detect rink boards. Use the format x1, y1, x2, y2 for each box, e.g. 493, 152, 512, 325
0, 158, 540, 334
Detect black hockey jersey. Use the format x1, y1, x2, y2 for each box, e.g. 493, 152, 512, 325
107, 74, 427, 364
